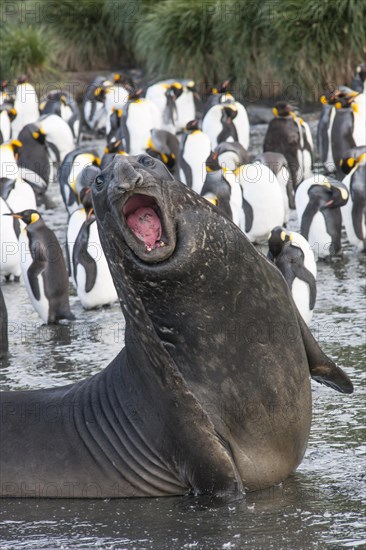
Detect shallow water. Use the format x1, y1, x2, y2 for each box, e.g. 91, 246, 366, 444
1, 118, 365, 549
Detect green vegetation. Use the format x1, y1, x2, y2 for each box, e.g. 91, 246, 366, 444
0, 23, 57, 80
1, 0, 365, 102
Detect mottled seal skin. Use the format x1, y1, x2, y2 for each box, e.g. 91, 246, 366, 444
0, 155, 353, 498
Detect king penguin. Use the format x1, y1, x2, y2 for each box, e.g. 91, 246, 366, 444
264, 102, 313, 189
340, 146, 366, 251
319, 87, 366, 177
295, 175, 349, 259
179, 120, 211, 194
5, 210, 74, 324
268, 227, 317, 325
68, 189, 118, 309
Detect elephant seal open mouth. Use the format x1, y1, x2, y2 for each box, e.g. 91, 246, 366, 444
0, 155, 353, 499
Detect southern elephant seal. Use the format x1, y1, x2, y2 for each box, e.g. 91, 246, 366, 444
0, 155, 353, 498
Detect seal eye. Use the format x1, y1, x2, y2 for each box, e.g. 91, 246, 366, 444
140, 156, 155, 169
95, 175, 104, 188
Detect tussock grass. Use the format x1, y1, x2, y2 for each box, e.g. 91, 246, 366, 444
133, 0, 217, 82
45, 0, 114, 70
1, 0, 364, 101
0, 23, 57, 81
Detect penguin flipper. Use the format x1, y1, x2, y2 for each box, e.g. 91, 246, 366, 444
27, 262, 44, 301
293, 264, 317, 310
300, 201, 317, 240
243, 198, 253, 233
73, 222, 97, 293
297, 311, 353, 394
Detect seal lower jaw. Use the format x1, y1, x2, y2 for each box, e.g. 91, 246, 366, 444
121, 192, 176, 263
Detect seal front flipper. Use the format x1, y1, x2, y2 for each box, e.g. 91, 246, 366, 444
297, 312, 353, 393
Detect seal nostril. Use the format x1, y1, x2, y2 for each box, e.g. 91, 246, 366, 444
118, 173, 143, 191
115, 159, 144, 190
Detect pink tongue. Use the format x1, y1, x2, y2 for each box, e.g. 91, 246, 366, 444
126, 207, 162, 248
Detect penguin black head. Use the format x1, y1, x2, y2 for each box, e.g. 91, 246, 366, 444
268, 226, 291, 259
8, 107, 17, 121
222, 104, 238, 122
7, 139, 23, 159
185, 119, 199, 131
17, 75, 28, 84
272, 102, 295, 118
4, 209, 41, 225
324, 180, 349, 209
308, 179, 348, 210
218, 76, 236, 93
128, 88, 144, 101
166, 82, 183, 101
323, 87, 359, 109
340, 147, 366, 174
186, 80, 196, 92
205, 152, 220, 172
31, 126, 47, 144
105, 139, 125, 155
113, 73, 135, 90
94, 85, 110, 102
213, 141, 249, 165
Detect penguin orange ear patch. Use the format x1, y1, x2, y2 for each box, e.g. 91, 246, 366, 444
272, 107, 279, 117
347, 158, 355, 168
335, 102, 342, 109
320, 95, 328, 104
11, 139, 22, 148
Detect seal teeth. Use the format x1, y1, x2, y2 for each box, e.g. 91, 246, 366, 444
146, 241, 165, 252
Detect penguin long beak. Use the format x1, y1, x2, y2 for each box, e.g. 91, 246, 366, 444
3, 213, 22, 219
323, 200, 334, 208
87, 209, 94, 220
